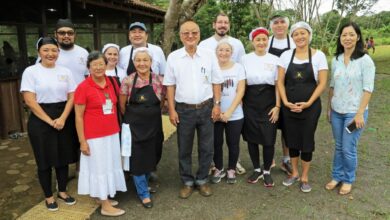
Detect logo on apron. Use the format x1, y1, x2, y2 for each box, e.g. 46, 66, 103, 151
137, 94, 147, 102
295, 71, 304, 80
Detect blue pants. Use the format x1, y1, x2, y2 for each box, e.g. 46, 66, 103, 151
133, 173, 150, 200
330, 110, 368, 184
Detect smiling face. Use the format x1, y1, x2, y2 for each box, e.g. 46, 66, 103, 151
134, 51, 152, 75
39, 44, 59, 67
216, 43, 233, 64
213, 15, 230, 37
89, 57, 107, 79
129, 27, 148, 47
55, 27, 75, 50
340, 25, 359, 51
180, 21, 200, 49
292, 28, 310, 48
104, 47, 119, 66
252, 33, 269, 54
271, 18, 289, 37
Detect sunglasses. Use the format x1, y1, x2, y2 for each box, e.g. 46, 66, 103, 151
56, 31, 75, 36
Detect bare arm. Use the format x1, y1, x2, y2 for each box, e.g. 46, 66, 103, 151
354, 91, 372, 129
75, 104, 90, 156
212, 83, 222, 122
53, 92, 75, 130
268, 81, 281, 123
220, 80, 245, 122
327, 87, 334, 123
23, 92, 54, 126
166, 85, 179, 126
277, 66, 299, 112
296, 69, 328, 111
119, 94, 127, 115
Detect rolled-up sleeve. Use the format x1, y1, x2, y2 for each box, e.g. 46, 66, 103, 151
163, 55, 176, 86
211, 54, 223, 84
362, 55, 375, 92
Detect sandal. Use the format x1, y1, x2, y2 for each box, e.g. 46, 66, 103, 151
339, 183, 352, 195
325, 180, 339, 190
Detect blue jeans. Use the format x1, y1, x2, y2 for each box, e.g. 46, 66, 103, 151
133, 173, 150, 200
330, 110, 368, 184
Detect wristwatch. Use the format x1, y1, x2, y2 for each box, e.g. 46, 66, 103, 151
214, 100, 221, 106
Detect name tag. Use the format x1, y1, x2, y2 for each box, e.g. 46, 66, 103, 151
102, 99, 113, 115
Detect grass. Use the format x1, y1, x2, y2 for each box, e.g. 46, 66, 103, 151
368, 45, 390, 74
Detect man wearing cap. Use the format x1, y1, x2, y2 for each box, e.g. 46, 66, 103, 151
54, 19, 89, 85
199, 12, 245, 63
163, 20, 223, 199
267, 13, 296, 175
119, 22, 166, 76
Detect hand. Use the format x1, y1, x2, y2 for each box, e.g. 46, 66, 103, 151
285, 102, 301, 113
211, 106, 221, 122
80, 141, 90, 156
169, 110, 180, 127
53, 117, 65, 130
268, 107, 280, 124
353, 113, 365, 129
295, 102, 312, 111
220, 111, 232, 123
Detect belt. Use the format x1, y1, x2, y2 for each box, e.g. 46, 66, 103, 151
176, 98, 212, 109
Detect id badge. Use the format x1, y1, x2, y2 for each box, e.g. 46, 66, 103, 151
102, 99, 113, 115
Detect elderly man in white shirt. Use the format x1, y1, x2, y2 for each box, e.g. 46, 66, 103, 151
119, 22, 166, 76
163, 20, 223, 199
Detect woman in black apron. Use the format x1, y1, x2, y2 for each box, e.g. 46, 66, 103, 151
20, 37, 78, 211
277, 22, 328, 192
241, 27, 281, 187
120, 47, 165, 208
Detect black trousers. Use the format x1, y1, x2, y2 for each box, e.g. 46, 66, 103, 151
37, 165, 69, 198
247, 142, 275, 171
213, 119, 244, 170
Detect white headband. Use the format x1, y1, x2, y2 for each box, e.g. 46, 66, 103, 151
290, 21, 313, 43
132, 47, 153, 61
102, 43, 120, 54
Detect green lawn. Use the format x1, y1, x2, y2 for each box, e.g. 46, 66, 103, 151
369, 45, 390, 74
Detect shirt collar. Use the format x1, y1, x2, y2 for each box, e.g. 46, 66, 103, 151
178, 47, 202, 58
87, 75, 111, 89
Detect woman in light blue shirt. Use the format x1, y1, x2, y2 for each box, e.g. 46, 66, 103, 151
326, 22, 375, 195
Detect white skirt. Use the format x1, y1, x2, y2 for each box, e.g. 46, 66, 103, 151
78, 133, 127, 200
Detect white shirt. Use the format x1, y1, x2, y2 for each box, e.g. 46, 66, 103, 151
199, 36, 246, 63
105, 66, 127, 83
220, 63, 245, 121
119, 43, 166, 75
241, 52, 280, 85
279, 49, 328, 81
36, 45, 89, 85
20, 63, 76, 103
163, 47, 224, 104
267, 36, 296, 52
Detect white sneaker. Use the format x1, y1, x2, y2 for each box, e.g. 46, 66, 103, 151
236, 161, 246, 175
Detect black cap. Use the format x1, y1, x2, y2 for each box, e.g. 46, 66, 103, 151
56, 18, 75, 30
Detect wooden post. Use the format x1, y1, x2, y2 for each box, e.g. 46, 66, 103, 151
40, 5, 47, 37
93, 10, 101, 50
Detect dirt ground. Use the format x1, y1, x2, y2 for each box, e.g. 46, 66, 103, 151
1, 74, 389, 220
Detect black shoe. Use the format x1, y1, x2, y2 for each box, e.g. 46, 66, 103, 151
263, 173, 274, 187
45, 201, 58, 211
57, 194, 76, 205
247, 171, 263, 184
142, 200, 153, 208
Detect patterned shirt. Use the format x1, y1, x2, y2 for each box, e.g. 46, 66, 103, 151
120, 73, 166, 101
330, 54, 375, 113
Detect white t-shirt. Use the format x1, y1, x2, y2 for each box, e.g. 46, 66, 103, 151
241, 52, 280, 85
105, 66, 127, 83
267, 36, 296, 52
36, 45, 89, 85
220, 63, 245, 121
20, 63, 76, 103
163, 47, 224, 104
199, 36, 246, 63
279, 49, 328, 81
119, 43, 166, 75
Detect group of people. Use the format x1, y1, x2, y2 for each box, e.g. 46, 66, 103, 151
20, 12, 375, 217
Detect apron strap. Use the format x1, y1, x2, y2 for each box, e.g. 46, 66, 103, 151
287, 35, 290, 49
270, 36, 275, 48
126, 46, 135, 76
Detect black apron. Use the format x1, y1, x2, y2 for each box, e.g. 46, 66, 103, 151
28, 102, 79, 170
268, 35, 291, 57
111, 67, 121, 86
281, 49, 321, 152
123, 73, 163, 175
126, 47, 136, 75
242, 84, 277, 146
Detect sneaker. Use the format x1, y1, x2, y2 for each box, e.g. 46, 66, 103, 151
226, 169, 236, 184
211, 168, 226, 184
208, 163, 216, 175
300, 182, 312, 193
57, 194, 76, 205
236, 161, 246, 175
280, 160, 293, 175
247, 171, 263, 184
282, 176, 300, 186
45, 201, 58, 211
263, 173, 274, 187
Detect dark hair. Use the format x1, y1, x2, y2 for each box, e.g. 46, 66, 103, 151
335, 22, 365, 60
214, 12, 229, 22
86, 51, 107, 68
36, 37, 58, 51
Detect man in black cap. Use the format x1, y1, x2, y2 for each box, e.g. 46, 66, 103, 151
54, 18, 89, 85
119, 21, 166, 76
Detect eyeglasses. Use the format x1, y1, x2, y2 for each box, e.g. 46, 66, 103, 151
56, 31, 75, 36
180, 31, 199, 37
90, 63, 105, 68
